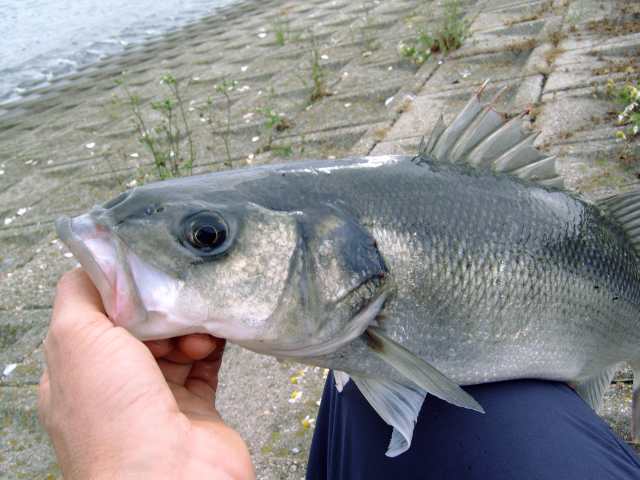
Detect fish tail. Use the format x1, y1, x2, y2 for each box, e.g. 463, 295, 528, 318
596, 190, 640, 441
631, 359, 640, 443
414, 80, 563, 188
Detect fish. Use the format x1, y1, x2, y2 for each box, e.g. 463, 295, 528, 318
55, 83, 640, 457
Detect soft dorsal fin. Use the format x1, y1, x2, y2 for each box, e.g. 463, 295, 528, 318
415, 81, 563, 188
597, 190, 640, 255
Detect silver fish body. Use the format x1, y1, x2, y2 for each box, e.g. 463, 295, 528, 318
56, 87, 640, 456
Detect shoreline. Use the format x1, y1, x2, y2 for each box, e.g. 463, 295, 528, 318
0, 0, 256, 118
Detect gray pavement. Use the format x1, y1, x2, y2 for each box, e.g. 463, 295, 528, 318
1, 0, 639, 477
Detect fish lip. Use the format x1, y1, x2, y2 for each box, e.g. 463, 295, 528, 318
55, 214, 144, 326
55, 215, 114, 306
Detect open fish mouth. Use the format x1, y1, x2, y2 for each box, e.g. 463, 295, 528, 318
55, 214, 146, 328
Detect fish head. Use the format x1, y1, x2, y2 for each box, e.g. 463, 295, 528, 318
55, 180, 388, 355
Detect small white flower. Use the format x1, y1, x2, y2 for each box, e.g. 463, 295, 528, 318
241, 65, 248, 72
47, 159, 53, 165
4, 217, 14, 225
16, 207, 28, 216
385, 96, 394, 106
258, 32, 267, 38
288, 390, 303, 403
388, 66, 393, 71
0, 170, 4, 175
328, 155, 336, 160
126, 179, 138, 188
343, 71, 349, 77
129, 153, 139, 158
2, 364, 17, 377
86, 142, 95, 149
252, 136, 260, 142
344, 103, 351, 108
64, 252, 74, 258
192, 76, 201, 81
291, 447, 300, 454
321, 54, 329, 60
247, 153, 255, 160
243, 112, 254, 120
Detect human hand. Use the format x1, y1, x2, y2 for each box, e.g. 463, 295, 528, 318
38, 269, 254, 479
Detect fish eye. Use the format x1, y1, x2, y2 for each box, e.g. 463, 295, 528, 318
182, 212, 229, 255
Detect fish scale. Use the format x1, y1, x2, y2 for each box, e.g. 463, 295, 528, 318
56, 85, 640, 457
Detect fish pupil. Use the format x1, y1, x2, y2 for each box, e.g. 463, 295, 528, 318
194, 224, 225, 249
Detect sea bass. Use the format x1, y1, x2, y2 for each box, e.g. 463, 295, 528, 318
56, 86, 640, 456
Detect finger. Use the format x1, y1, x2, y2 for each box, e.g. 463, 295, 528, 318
189, 357, 222, 390
184, 378, 216, 403
53, 268, 105, 318
144, 339, 173, 358
37, 369, 51, 426
161, 349, 197, 364
177, 334, 219, 360
49, 269, 111, 342
157, 359, 192, 385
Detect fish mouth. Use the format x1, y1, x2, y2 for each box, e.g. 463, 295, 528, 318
55, 214, 146, 328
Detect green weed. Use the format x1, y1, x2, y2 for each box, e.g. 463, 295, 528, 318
607, 79, 640, 141
272, 11, 291, 46
202, 79, 237, 168
255, 106, 291, 153
116, 73, 195, 180
398, 0, 469, 65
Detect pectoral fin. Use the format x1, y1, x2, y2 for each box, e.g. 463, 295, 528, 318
333, 370, 350, 392
352, 375, 426, 457
365, 326, 484, 414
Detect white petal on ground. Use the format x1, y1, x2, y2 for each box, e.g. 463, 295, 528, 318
2, 364, 17, 376
385, 96, 394, 106
288, 390, 302, 403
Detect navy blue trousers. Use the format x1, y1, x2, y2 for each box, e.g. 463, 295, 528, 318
307, 376, 640, 479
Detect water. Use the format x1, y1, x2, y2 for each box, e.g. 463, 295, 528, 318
0, 0, 237, 104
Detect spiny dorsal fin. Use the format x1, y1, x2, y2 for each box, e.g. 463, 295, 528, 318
416, 81, 563, 189
597, 190, 640, 256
